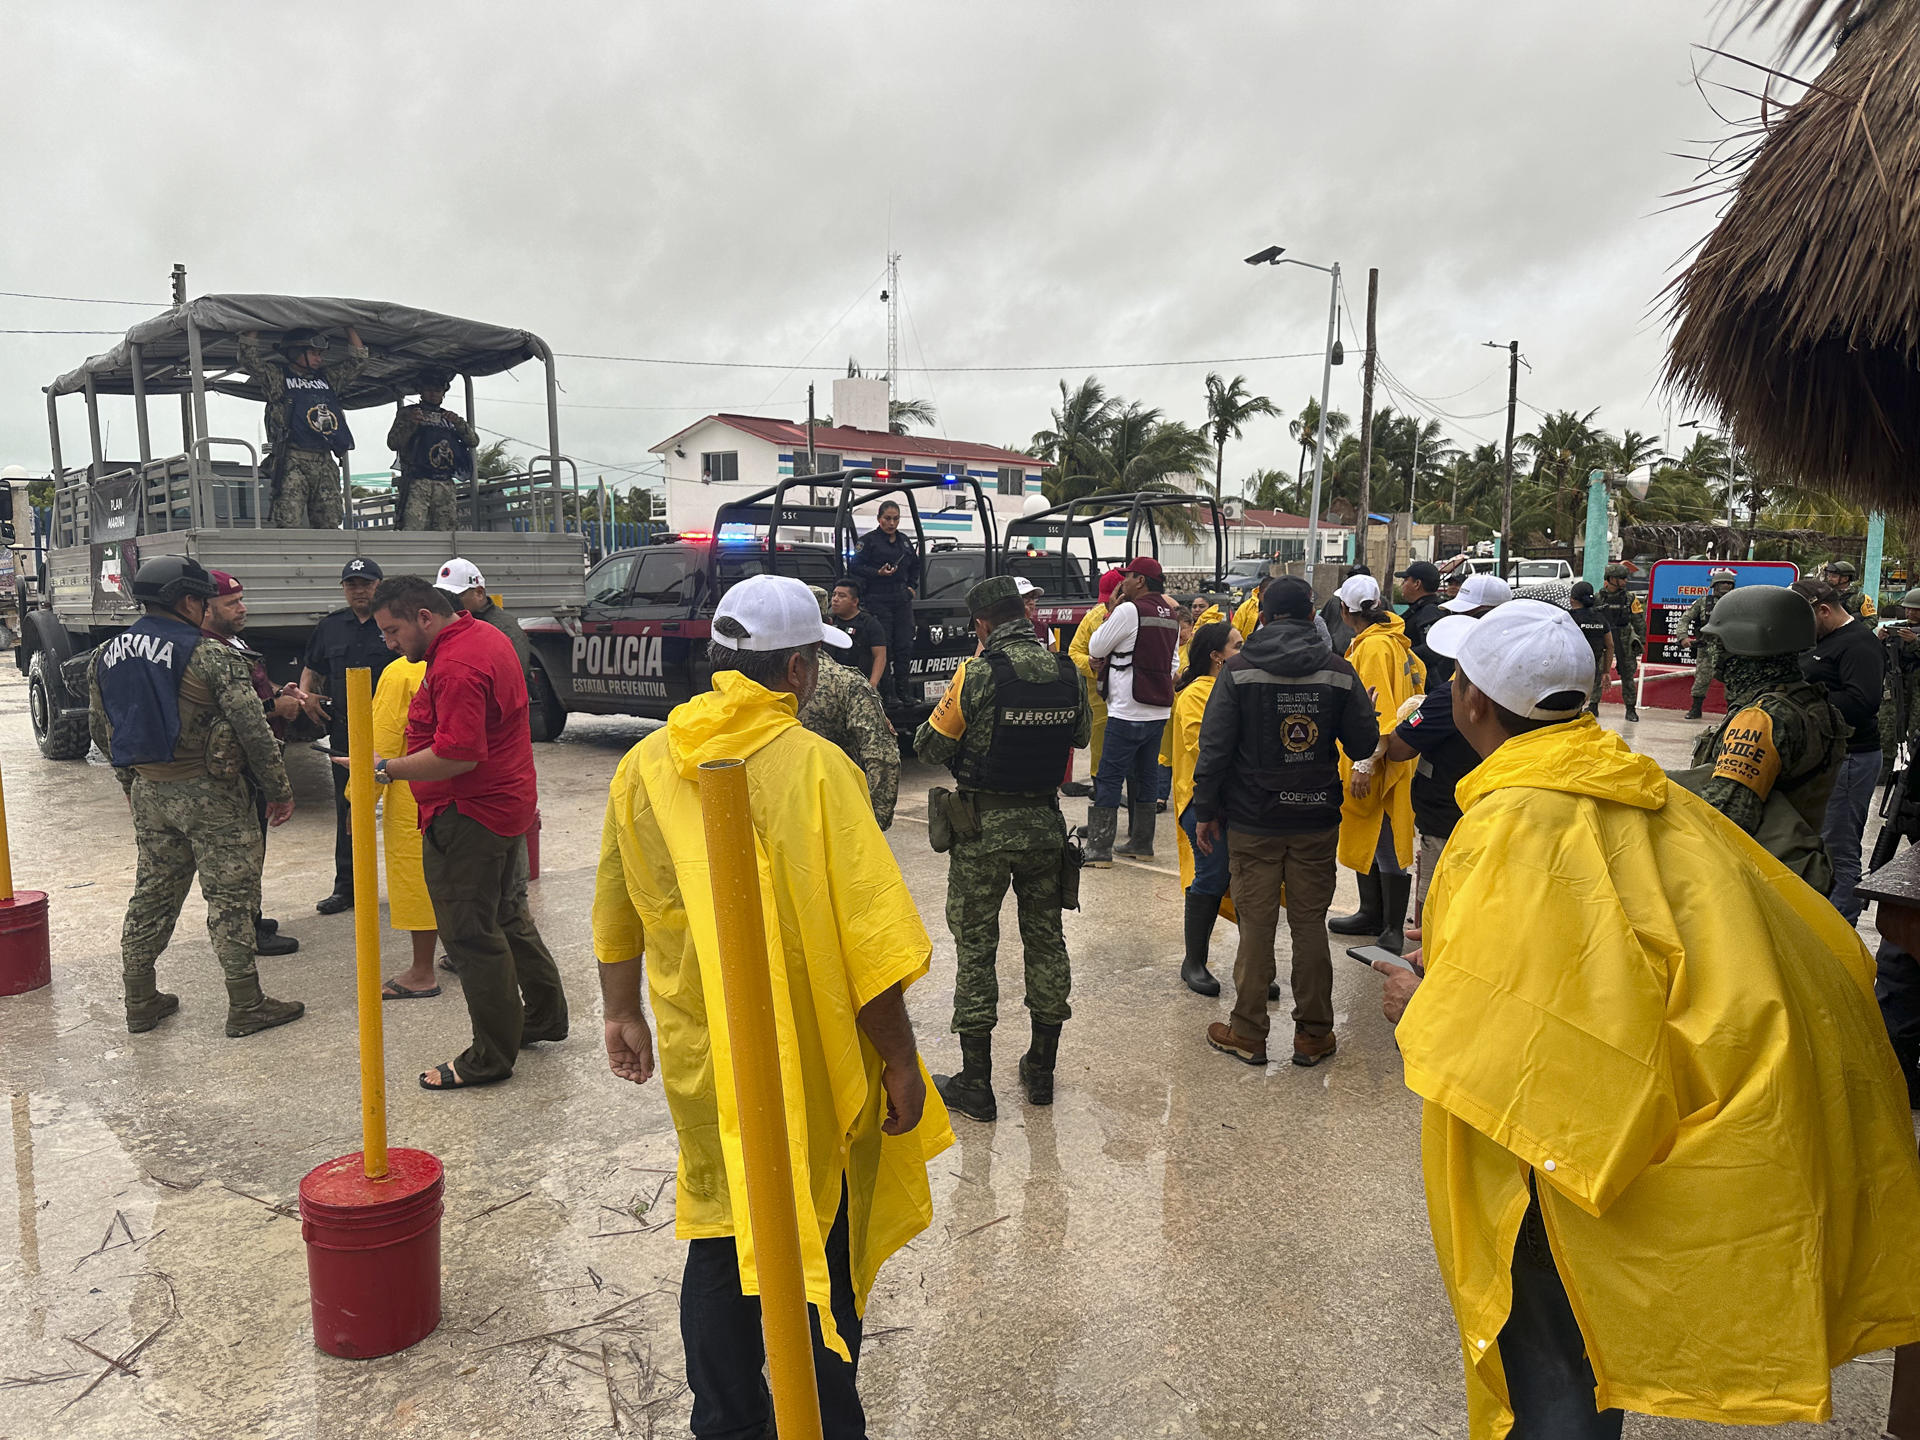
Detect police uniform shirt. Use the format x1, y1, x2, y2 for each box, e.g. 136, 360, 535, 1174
1394, 684, 1481, 839
303, 608, 396, 751
831, 609, 888, 677
1572, 605, 1611, 662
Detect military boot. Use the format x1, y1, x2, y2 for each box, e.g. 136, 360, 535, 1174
1685, 699, 1704, 721
1018, 1022, 1063, 1106
1624, 704, 1640, 723
124, 970, 179, 1035
1113, 804, 1157, 860
224, 975, 306, 1038
1181, 890, 1222, 996
1327, 868, 1384, 937
1378, 872, 1413, 956
255, 919, 299, 957
1082, 806, 1119, 868
933, 1034, 997, 1123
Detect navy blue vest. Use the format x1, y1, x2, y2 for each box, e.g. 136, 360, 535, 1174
97, 616, 202, 767
282, 371, 354, 454
402, 407, 471, 479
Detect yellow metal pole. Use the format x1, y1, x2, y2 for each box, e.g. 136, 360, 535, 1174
697, 758, 824, 1440
0, 751, 16, 902
346, 668, 388, 1182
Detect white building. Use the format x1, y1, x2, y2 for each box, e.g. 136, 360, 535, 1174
652, 377, 1045, 543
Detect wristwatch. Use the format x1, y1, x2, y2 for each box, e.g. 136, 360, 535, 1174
374, 759, 393, 785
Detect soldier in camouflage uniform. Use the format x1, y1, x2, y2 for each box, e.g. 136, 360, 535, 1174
238, 326, 368, 529
914, 575, 1091, 1122
388, 372, 479, 530
1597, 563, 1643, 722
800, 586, 900, 828
1824, 559, 1878, 629
89, 556, 306, 1037
1691, 585, 1845, 892
1683, 567, 1738, 719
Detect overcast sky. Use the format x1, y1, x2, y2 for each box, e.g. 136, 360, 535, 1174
2, 2, 1799, 497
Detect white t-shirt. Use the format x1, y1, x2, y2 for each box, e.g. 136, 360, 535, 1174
1089, 600, 1175, 723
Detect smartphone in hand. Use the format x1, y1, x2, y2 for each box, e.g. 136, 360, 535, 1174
1348, 945, 1417, 975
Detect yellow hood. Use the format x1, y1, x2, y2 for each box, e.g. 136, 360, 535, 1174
1454, 714, 1665, 816
666, 670, 798, 779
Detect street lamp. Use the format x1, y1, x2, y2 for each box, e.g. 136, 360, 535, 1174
1247, 244, 1341, 588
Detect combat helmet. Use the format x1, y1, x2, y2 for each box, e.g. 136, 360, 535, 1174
1709, 566, 1737, 589
1603, 562, 1630, 581
131, 555, 218, 607
280, 328, 330, 360
1703, 584, 1816, 656
1899, 586, 1920, 613
1825, 559, 1858, 580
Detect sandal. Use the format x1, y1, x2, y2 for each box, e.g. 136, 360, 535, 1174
418, 1061, 506, 1091
437, 954, 458, 974
382, 979, 441, 1001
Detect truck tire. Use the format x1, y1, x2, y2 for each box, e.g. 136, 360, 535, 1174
529, 661, 568, 743
30, 652, 92, 760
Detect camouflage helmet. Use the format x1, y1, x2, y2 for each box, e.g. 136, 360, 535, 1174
131, 555, 218, 607
1709, 566, 1737, 586
1899, 586, 1920, 612
1603, 563, 1630, 581
280, 327, 330, 359
1824, 559, 1858, 579
1703, 583, 1816, 657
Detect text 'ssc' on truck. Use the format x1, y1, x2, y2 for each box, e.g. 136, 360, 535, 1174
22, 294, 588, 759
520, 469, 1007, 735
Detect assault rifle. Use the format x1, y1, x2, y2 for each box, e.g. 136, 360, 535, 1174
1870, 623, 1920, 870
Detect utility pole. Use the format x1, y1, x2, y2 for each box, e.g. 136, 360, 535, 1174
172, 263, 192, 449
1498, 339, 1519, 571
806, 382, 820, 507
883, 252, 900, 403
1355, 267, 1379, 565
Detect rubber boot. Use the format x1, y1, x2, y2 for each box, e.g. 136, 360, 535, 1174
1685, 699, 1704, 721
933, 1034, 997, 1122
124, 970, 179, 1034
1019, 1021, 1063, 1106
1114, 804, 1157, 859
1083, 806, 1118, 868
1181, 891, 1223, 996
1327, 868, 1384, 937
1377, 872, 1413, 956
255, 921, 299, 957
224, 974, 306, 1038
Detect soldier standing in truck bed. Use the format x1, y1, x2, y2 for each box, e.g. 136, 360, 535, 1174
238, 327, 368, 530
388, 372, 478, 530
914, 575, 1091, 1124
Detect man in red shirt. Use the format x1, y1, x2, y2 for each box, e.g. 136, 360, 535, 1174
363, 575, 568, 1089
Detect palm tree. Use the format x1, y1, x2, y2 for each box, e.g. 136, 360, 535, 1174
888, 397, 937, 434
1288, 398, 1351, 508
1032, 377, 1117, 499
1203, 372, 1279, 502
1246, 468, 1292, 511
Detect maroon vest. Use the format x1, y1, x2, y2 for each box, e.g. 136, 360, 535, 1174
1117, 592, 1178, 708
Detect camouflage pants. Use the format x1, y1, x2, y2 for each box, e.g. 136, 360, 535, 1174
401, 477, 457, 531
1691, 637, 1723, 700
271, 448, 345, 529
1612, 642, 1639, 704
945, 834, 1071, 1035
123, 773, 262, 986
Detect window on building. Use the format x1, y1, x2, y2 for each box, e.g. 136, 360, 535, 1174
791, 451, 812, 477
700, 451, 739, 485
997, 466, 1026, 497
871, 455, 904, 476
815, 452, 841, 476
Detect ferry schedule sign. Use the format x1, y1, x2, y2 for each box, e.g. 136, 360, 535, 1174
1644, 559, 1800, 667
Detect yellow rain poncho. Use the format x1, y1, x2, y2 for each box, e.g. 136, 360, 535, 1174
1230, 589, 1261, 641
1068, 602, 1109, 774
1399, 717, 1920, 1435
370, 658, 434, 931
1338, 612, 1423, 871
591, 671, 953, 1360
1166, 673, 1237, 922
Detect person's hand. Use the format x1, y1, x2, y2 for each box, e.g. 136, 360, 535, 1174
1195, 819, 1221, 856
878, 1061, 926, 1135
605, 1014, 656, 1084
266, 799, 294, 827
879, 563, 896, 576
330, 752, 385, 770
1375, 960, 1422, 1024
1349, 765, 1373, 800
271, 694, 303, 721
345, 326, 363, 349
301, 692, 328, 725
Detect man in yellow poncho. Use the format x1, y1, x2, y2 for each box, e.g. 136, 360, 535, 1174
592, 574, 954, 1438
1329, 573, 1424, 954
1062, 566, 1124, 797
368, 656, 442, 998
1379, 599, 1920, 1438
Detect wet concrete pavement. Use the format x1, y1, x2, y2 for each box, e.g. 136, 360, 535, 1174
0, 668, 1903, 1438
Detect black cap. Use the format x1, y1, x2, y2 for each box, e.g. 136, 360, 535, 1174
1571, 580, 1597, 603
340, 558, 384, 582
1396, 560, 1442, 590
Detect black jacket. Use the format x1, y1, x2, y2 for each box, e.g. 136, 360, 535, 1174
1802, 619, 1885, 754
849, 529, 920, 595
1403, 592, 1447, 687
1189, 617, 1379, 836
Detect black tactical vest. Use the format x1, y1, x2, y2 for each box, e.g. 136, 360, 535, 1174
953, 649, 1079, 794
402, 407, 471, 479
282, 371, 354, 454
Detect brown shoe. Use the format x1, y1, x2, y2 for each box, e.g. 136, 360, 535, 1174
1206, 1021, 1266, 1066
1292, 1031, 1337, 1067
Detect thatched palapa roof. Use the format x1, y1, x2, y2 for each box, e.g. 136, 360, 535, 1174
1665, 0, 1920, 512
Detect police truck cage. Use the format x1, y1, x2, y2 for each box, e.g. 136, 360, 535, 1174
1002, 492, 1229, 602
710, 468, 1001, 569
22, 295, 589, 760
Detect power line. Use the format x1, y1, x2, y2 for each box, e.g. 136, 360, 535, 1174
556, 347, 1329, 374
0, 289, 157, 306
756, 263, 891, 405
0, 328, 122, 335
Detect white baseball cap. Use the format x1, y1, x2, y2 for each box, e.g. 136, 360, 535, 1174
1426, 599, 1592, 719
1014, 576, 1041, 597
1336, 574, 1381, 610
713, 574, 851, 651
435, 557, 486, 594
1441, 572, 1513, 612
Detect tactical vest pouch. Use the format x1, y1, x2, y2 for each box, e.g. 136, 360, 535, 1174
1668, 763, 1835, 896
926, 787, 982, 852
204, 719, 244, 780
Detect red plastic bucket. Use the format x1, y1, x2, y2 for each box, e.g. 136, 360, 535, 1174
299, 1148, 444, 1359
526, 810, 541, 881
0, 892, 51, 996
